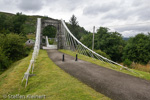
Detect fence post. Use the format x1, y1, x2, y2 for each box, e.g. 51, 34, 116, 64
62, 54, 65, 61
75, 54, 78, 61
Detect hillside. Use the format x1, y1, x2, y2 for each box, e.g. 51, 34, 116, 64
0, 11, 89, 37
0, 50, 110, 100
123, 37, 130, 41
0, 11, 57, 34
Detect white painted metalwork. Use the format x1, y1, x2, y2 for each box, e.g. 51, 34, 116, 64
22, 18, 138, 87
61, 19, 135, 71
43, 36, 57, 49
22, 18, 41, 87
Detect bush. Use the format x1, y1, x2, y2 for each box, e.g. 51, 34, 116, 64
48, 38, 54, 44
123, 59, 132, 68
43, 25, 56, 38
0, 47, 10, 70
95, 50, 111, 60
2, 34, 27, 61
0, 33, 28, 70
24, 45, 33, 56
123, 34, 150, 64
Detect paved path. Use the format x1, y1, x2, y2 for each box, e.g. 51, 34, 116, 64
47, 50, 150, 100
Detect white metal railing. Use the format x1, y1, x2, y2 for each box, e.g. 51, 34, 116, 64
44, 36, 57, 49
46, 36, 50, 46
22, 18, 41, 87
61, 19, 138, 74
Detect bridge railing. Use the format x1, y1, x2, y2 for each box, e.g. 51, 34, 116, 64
22, 18, 41, 87
61, 19, 137, 73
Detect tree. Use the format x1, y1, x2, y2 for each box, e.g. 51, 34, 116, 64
123, 33, 150, 64
0, 14, 6, 30
69, 15, 78, 27
12, 12, 27, 34
0, 47, 9, 70
68, 15, 89, 40
0, 34, 27, 62
96, 27, 125, 62
81, 27, 125, 62
42, 25, 56, 38
80, 33, 93, 49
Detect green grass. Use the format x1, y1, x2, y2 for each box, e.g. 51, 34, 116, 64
26, 34, 35, 40
59, 49, 150, 80
0, 50, 111, 100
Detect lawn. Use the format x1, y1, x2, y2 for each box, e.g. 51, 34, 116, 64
0, 50, 110, 100
59, 49, 150, 80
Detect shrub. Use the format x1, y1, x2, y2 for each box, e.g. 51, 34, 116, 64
48, 38, 54, 44
0, 47, 10, 70
123, 59, 132, 68
24, 45, 33, 56
0, 33, 28, 70
94, 50, 111, 60
123, 34, 150, 64
2, 34, 26, 61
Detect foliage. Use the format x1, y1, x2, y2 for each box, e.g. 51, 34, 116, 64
0, 50, 111, 100
0, 12, 27, 35
0, 13, 13, 34
80, 33, 93, 48
26, 34, 35, 40
96, 27, 125, 62
0, 34, 29, 70
22, 23, 35, 34
123, 34, 150, 64
69, 14, 78, 26
2, 34, 27, 61
123, 59, 132, 68
42, 25, 56, 38
48, 38, 54, 44
81, 27, 125, 62
0, 47, 10, 70
12, 12, 27, 34
67, 15, 89, 40
95, 50, 111, 60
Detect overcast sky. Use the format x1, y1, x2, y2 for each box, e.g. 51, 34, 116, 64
0, 0, 150, 37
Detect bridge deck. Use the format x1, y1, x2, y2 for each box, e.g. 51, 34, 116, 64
47, 50, 150, 100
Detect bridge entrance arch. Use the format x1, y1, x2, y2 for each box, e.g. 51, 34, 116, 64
41, 18, 65, 49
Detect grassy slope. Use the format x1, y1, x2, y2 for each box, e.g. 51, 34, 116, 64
0, 50, 110, 100
59, 50, 150, 80
26, 34, 35, 40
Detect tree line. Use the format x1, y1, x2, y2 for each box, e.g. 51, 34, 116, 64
0, 12, 27, 35
68, 15, 150, 67
0, 12, 31, 72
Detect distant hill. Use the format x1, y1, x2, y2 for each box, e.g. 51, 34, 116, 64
123, 37, 130, 41
0, 11, 88, 37
0, 11, 59, 34
0, 11, 15, 16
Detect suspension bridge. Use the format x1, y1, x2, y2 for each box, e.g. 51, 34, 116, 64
22, 18, 150, 100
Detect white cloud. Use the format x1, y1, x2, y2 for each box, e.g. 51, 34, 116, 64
0, 0, 150, 37
18, 0, 44, 12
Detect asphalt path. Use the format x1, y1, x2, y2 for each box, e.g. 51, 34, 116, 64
47, 50, 150, 100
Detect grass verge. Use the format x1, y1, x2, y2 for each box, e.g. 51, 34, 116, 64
59, 49, 150, 80
0, 50, 111, 100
